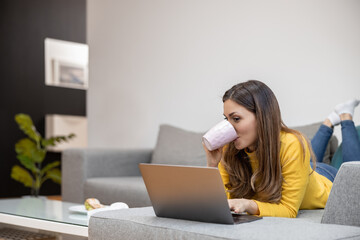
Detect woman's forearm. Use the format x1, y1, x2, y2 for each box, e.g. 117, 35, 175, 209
246, 200, 260, 215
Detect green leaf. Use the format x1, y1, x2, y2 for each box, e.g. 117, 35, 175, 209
41, 161, 60, 176
41, 138, 56, 147
16, 155, 38, 173
46, 168, 61, 184
11, 165, 34, 188
15, 138, 36, 155
15, 138, 45, 163
15, 114, 41, 143
41, 133, 76, 148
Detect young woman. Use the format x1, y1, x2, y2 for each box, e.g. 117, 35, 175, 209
204, 80, 333, 218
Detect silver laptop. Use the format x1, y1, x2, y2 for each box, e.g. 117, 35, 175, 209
139, 163, 262, 224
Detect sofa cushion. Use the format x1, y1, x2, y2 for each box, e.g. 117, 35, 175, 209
322, 162, 360, 227
89, 207, 360, 240
84, 177, 151, 208
291, 122, 338, 164
296, 209, 324, 223
151, 124, 207, 166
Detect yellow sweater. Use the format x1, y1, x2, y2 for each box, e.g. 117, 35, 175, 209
218, 131, 333, 218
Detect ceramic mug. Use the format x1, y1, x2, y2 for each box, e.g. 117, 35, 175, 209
202, 120, 238, 151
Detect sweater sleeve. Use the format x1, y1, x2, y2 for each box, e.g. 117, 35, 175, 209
218, 161, 231, 199
254, 135, 311, 218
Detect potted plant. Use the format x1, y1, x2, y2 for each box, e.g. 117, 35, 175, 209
11, 113, 75, 197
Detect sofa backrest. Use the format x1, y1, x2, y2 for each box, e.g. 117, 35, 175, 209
151, 122, 337, 166
321, 162, 360, 227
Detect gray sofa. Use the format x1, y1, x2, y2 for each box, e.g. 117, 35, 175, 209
62, 123, 360, 239
62, 122, 338, 208
88, 162, 360, 240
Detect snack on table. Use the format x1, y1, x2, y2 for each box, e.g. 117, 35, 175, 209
84, 198, 104, 211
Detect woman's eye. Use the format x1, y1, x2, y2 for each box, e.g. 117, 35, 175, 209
224, 117, 228, 121
233, 117, 240, 122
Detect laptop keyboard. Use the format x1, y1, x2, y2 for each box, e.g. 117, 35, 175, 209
232, 213, 262, 224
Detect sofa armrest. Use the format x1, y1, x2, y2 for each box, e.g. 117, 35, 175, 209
321, 162, 360, 227
61, 148, 153, 203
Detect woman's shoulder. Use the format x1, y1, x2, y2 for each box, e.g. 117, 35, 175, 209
279, 130, 311, 170
280, 130, 304, 145
279, 130, 309, 157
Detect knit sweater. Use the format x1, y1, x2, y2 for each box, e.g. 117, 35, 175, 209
218, 131, 333, 218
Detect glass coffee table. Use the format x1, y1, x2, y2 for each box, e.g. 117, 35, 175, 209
0, 198, 88, 238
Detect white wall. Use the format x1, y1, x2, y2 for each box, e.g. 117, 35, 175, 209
87, 0, 360, 149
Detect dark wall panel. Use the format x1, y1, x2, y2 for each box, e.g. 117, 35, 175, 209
0, 0, 86, 197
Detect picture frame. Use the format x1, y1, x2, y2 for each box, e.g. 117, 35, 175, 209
52, 59, 88, 89
45, 38, 89, 90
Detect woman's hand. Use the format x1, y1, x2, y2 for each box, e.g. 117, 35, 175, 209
228, 198, 260, 215
202, 143, 223, 167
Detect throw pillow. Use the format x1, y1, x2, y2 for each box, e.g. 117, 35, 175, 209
151, 124, 207, 166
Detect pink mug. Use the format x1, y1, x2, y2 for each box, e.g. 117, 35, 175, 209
202, 120, 238, 151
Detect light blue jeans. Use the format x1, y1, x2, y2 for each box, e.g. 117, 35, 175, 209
310, 120, 360, 182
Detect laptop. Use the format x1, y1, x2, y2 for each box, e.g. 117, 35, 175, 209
139, 163, 262, 224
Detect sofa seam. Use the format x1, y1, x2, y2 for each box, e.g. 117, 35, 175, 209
335, 234, 360, 240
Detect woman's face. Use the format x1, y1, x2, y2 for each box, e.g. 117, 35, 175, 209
223, 99, 257, 151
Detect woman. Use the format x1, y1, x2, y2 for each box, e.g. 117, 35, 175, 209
204, 80, 332, 218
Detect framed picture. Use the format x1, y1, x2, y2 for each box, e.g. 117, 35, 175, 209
52, 59, 88, 89
45, 38, 89, 90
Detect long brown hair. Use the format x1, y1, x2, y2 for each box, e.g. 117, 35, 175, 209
222, 80, 316, 203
